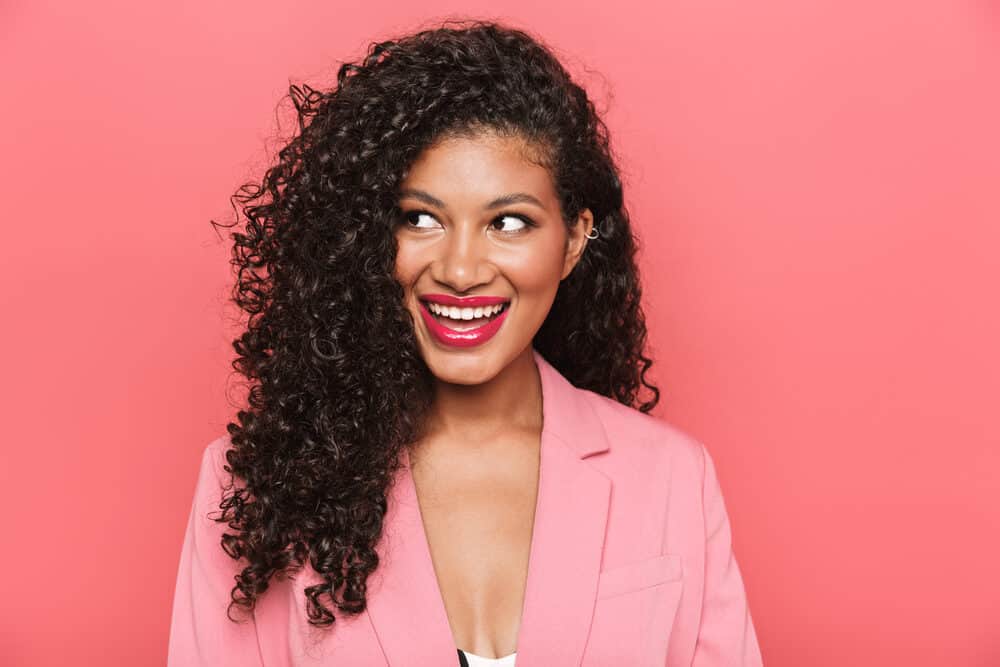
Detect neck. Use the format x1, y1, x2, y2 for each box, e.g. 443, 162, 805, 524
417, 346, 542, 451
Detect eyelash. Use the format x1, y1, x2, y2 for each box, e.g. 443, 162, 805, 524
399, 209, 537, 234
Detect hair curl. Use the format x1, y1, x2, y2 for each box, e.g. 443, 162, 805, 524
210, 18, 660, 629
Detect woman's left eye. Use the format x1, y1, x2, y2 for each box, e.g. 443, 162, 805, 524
491, 214, 534, 233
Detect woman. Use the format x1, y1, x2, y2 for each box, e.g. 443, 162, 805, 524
168, 20, 763, 666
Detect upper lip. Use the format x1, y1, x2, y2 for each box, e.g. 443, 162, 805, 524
419, 293, 510, 307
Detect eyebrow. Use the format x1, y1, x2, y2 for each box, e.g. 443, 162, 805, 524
398, 188, 546, 211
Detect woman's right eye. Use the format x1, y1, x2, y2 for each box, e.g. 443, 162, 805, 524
401, 210, 441, 229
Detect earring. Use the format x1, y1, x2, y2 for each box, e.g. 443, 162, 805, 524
585, 225, 600, 240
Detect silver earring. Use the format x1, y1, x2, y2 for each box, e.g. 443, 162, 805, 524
584, 225, 600, 240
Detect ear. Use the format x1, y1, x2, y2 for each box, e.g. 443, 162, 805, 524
561, 208, 595, 281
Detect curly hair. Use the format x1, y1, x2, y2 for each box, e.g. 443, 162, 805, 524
210, 18, 661, 629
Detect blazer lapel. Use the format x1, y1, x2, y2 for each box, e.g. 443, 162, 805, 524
514, 347, 611, 666
365, 346, 611, 667
364, 441, 458, 665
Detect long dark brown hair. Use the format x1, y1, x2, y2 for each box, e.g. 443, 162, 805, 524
211, 18, 659, 628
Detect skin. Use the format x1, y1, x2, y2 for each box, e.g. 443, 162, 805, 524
393, 129, 594, 658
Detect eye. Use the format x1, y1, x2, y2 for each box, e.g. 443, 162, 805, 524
490, 214, 535, 234
401, 210, 442, 230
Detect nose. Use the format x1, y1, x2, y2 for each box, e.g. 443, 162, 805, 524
432, 221, 494, 293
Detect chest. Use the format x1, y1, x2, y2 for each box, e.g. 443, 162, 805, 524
253, 430, 695, 667
410, 438, 540, 657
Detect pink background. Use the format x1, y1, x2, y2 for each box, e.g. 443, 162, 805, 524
2, 1, 998, 665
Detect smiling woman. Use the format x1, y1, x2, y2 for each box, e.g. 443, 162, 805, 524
393, 131, 593, 367
167, 18, 763, 667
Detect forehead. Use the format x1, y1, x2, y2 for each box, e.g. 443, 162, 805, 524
400, 131, 557, 204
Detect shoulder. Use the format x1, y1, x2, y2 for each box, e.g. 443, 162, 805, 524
189, 433, 246, 506
573, 389, 717, 558
582, 388, 707, 471
573, 388, 711, 508
204, 432, 235, 465
201, 432, 247, 478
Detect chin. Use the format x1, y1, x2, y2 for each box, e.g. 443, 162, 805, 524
421, 345, 508, 385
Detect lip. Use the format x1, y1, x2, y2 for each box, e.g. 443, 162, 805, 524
419, 293, 510, 307
418, 299, 510, 348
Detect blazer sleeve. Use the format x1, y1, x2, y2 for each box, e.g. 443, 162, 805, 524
167, 440, 265, 667
691, 443, 764, 666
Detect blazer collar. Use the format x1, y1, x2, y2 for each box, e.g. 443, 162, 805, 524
531, 346, 610, 459
365, 346, 612, 666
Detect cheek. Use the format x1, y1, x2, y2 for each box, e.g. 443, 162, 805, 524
393, 241, 419, 285
503, 240, 565, 295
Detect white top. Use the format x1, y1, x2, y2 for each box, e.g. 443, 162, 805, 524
458, 649, 517, 666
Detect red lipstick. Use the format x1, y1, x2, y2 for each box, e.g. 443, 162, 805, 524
418, 294, 510, 348
421, 293, 509, 307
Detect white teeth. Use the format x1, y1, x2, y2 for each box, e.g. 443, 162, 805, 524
426, 301, 507, 320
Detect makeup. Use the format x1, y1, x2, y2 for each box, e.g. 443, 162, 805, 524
418, 295, 510, 348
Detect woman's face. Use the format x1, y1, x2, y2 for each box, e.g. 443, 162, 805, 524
393, 131, 593, 385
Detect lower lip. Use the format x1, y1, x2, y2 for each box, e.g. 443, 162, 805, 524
419, 301, 509, 348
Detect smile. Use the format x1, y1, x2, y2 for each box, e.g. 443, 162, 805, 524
418, 299, 510, 347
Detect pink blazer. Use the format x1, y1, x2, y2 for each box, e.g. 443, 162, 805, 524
168, 347, 763, 666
